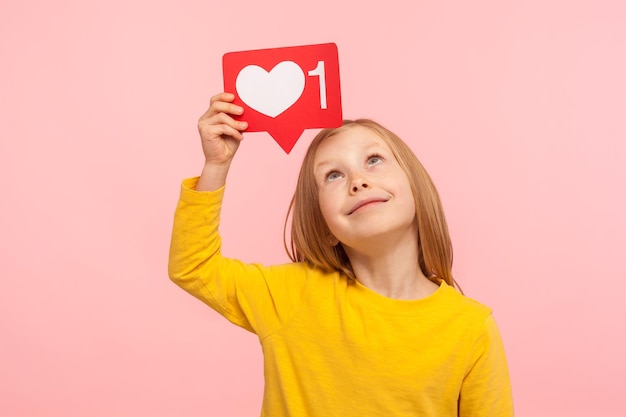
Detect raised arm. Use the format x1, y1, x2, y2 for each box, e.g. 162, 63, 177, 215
168, 93, 310, 336
168, 92, 254, 329
196, 92, 248, 191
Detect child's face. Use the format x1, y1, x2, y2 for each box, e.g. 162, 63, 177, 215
313, 126, 418, 251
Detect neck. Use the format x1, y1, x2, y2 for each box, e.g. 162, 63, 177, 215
343, 230, 439, 300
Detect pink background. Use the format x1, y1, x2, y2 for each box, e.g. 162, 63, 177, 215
1, 1, 624, 416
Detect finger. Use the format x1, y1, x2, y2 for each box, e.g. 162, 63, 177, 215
202, 123, 245, 142
201, 93, 243, 118
199, 112, 247, 137
199, 100, 244, 121
209, 92, 235, 105
199, 111, 247, 133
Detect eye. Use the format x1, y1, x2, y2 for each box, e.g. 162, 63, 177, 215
326, 171, 343, 182
367, 154, 384, 166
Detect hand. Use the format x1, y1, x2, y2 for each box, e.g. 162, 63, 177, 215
195, 92, 248, 191
197, 92, 248, 166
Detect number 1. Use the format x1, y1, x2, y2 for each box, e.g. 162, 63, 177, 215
308, 61, 327, 109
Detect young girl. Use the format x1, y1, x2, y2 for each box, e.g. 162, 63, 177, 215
169, 92, 514, 416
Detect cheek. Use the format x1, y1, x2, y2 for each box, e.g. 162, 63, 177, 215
397, 180, 417, 215
317, 192, 341, 231
317, 193, 333, 221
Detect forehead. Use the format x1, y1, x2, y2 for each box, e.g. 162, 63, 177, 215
313, 126, 391, 163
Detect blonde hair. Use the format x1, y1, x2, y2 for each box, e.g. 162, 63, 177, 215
284, 119, 458, 289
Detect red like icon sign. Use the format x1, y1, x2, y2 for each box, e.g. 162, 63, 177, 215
223, 43, 342, 153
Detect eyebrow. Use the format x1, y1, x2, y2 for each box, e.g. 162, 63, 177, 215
314, 142, 383, 171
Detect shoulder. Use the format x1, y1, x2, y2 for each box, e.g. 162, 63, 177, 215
437, 282, 494, 327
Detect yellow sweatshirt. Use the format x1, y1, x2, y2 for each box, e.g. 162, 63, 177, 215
169, 178, 514, 416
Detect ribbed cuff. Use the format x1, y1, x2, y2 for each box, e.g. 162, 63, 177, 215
179, 177, 226, 204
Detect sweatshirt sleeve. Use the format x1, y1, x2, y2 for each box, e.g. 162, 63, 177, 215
168, 177, 309, 338
458, 314, 515, 416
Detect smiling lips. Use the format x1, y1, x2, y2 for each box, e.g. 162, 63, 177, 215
347, 197, 390, 215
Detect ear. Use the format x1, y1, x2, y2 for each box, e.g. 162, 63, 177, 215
328, 236, 339, 247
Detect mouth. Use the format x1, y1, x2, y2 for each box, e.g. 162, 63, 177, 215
347, 197, 390, 215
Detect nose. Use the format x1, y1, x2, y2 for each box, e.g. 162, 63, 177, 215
350, 176, 370, 193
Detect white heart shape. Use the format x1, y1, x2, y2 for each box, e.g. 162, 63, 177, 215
235, 61, 305, 118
